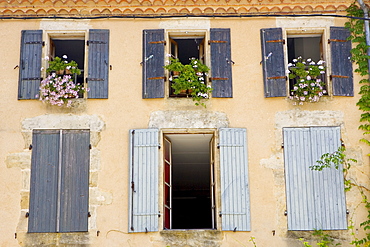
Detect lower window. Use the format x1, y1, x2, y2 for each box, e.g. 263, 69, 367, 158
163, 133, 216, 229
283, 126, 347, 230
28, 129, 90, 233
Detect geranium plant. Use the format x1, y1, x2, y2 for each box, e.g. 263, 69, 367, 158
287, 56, 326, 105
164, 55, 212, 107
46, 55, 81, 75
38, 55, 87, 107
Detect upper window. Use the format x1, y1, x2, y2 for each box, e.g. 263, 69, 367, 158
28, 129, 90, 233
18, 29, 109, 100
283, 126, 347, 230
168, 34, 205, 97
142, 28, 233, 99
260, 27, 353, 98
128, 128, 250, 233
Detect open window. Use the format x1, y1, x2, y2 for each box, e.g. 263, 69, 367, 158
261, 27, 353, 98
287, 34, 327, 93
49, 35, 85, 87
168, 34, 205, 97
163, 133, 216, 229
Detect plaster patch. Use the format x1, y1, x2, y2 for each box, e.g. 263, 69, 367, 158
276, 17, 334, 29
5, 152, 31, 169
40, 19, 92, 30
22, 114, 105, 132
159, 19, 210, 30
149, 110, 229, 129
275, 109, 344, 129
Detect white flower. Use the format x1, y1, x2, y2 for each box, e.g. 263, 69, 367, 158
288, 63, 293, 67
63, 55, 68, 59
293, 59, 298, 62
40, 67, 44, 71
286, 70, 291, 74
307, 58, 312, 62
166, 54, 172, 57
318, 65, 324, 70
44, 56, 49, 61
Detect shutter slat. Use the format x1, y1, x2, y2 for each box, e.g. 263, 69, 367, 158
142, 29, 165, 99
18, 30, 43, 100
284, 127, 347, 230
260, 28, 286, 97
60, 130, 90, 232
88, 29, 109, 99
28, 130, 60, 233
210, 28, 233, 98
219, 128, 250, 231
129, 129, 159, 232
330, 27, 353, 96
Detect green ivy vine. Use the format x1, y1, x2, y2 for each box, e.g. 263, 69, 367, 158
345, 2, 370, 147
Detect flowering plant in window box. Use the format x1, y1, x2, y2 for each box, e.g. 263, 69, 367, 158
39, 55, 87, 107
45, 55, 81, 75
164, 55, 212, 107
38, 73, 88, 107
287, 57, 326, 105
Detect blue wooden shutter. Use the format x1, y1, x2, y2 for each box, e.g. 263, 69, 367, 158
210, 28, 233, 98
284, 127, 347, 230
129, 129, 159, 232
28, 130, 60, 233
87, 29, 109, 99
60, 130, 90, 232
219, 128, 250, 231
260, 28, 286, 97
142, 29, 165, 99
18, 30, 43, 100
330, 27, 354, 96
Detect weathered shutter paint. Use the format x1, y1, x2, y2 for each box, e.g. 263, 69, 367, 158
18, 30, 43, 100
129, 129, 159, 232
210, 28, 233, 98
142, 29, 165, 99
28, 130, 60, 233
284, 127, 347, 230
260, 28, 286, 97
87, 29, 109, 99
60, 130, 90, 232
219, 128, 251, 231
28, 129, 90, 233
330, 27, 354, 96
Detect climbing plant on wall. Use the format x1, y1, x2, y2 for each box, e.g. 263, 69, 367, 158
345, 2, 370, 245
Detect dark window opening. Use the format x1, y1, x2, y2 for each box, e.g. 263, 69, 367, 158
51, 39, 85, 88
287, 36, 327, 93
169, 37, 205, 97
163, 133, 216, 230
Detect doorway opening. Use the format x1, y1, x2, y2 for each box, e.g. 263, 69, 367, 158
163, 133, 216, 230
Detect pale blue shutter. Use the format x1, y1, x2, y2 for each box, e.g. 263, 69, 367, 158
129, 129, 159, 232
60, 130, 90, 232
260, 28, 286, 97
18, 30, 43, 100
87, 29, 109, 99
142, 29, 165, 98
28, 130, 60, 233
284, 127, 347, 230
210, 28, 233, 98
219, 128, 250, 231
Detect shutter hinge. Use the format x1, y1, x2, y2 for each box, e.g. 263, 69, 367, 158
328, 39, 347, 44
87, 40, 107, 46
330, 75, 349, 80
89, 144, 92, 149
267, 39, 285, 44
131, 181, 135, 192
25, 212, 29, 218
217, 143, 220, 149
29, 144, 32, 150
281, 142, 284, 148
208, 40, 227, 44
219, 211, 222, 217
284, 210, 287, 216
341, 139, 345, 147
149, 40, 166, 44
233, 227, 237, 232
158, 211, 161, 217
88, 212, 91, 217
145, 227, 148, 233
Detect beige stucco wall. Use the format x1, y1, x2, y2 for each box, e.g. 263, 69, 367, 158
0, 14, 369, 247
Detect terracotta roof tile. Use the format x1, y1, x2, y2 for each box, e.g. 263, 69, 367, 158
0, 0, 353, 17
